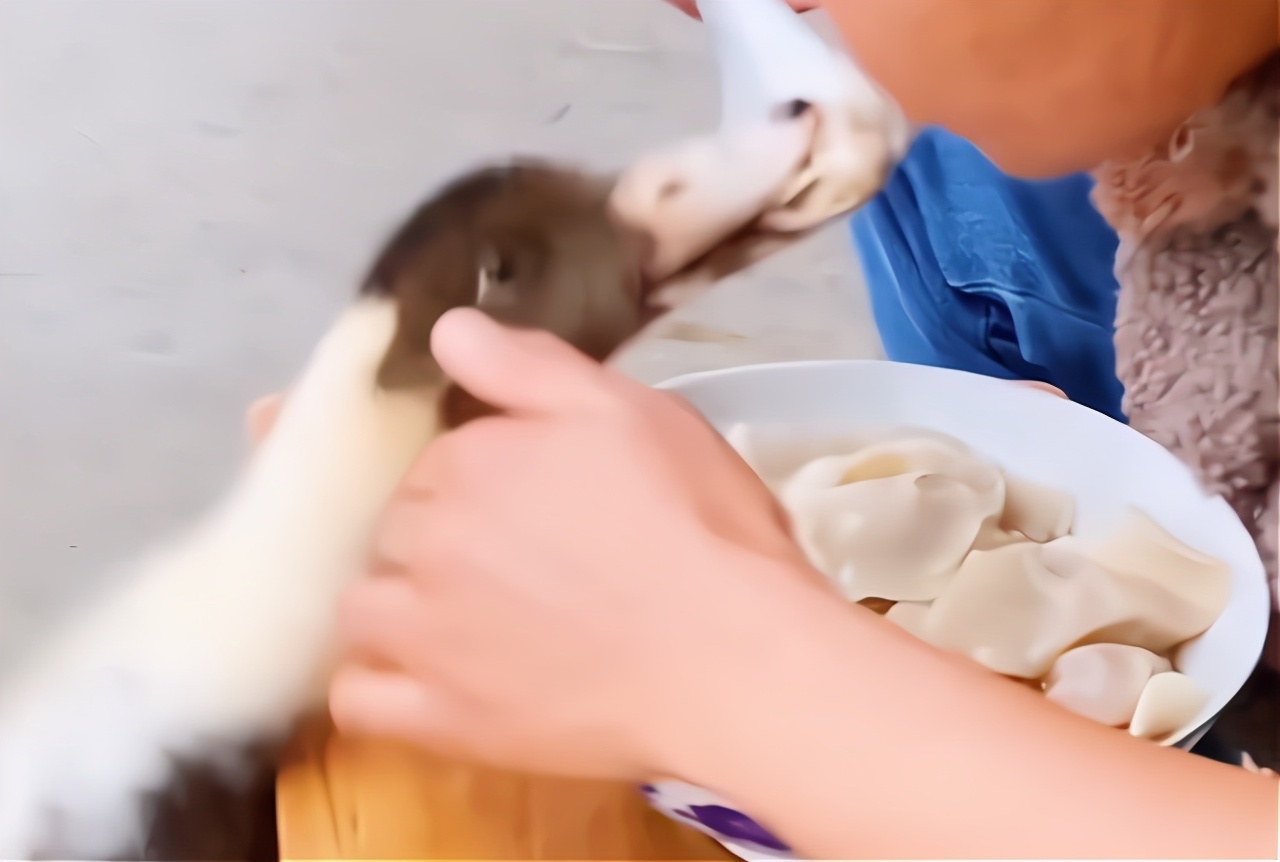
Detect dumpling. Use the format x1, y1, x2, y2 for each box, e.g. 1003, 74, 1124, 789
727, 422, 1230, 738
1075, 508, 1231, 622
1128, 672, 1209, 741
724, 424, 876, 494
902, 535, 1228, 679
777, 436, 1006, 602
995, 474, 1076, 544
1043, 644, 1172, 727
884, 599, 931, 633
965, 473, 1075, 550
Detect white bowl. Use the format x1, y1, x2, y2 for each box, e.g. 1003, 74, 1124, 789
642, 359, 1270, 861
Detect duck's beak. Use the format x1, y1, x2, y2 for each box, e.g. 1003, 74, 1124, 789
606, 0, 912, 307
607, 109, 818, 287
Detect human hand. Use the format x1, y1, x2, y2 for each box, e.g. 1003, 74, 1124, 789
1018, 380, 1067, 399
316, 309, 831, 781
243, 359, 1069, 784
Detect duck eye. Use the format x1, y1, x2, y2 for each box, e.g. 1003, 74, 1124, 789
492, 256, 514, 283
479, 245, 515, 284
476, 248, 519, 306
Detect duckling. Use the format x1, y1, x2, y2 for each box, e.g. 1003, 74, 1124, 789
0, 3, 913, 849
0, 121, 833, 860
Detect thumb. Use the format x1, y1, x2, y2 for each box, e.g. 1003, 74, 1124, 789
429, 307, 612, 416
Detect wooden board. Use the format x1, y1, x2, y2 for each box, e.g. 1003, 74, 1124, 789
276, 714, 737, 861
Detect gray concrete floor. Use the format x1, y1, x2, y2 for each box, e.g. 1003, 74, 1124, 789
0, 0, 881, 668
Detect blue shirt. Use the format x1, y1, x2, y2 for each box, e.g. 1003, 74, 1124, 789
850, 127, 1127, 422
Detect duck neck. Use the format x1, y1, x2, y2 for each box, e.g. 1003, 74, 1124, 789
208, 297, 439, 559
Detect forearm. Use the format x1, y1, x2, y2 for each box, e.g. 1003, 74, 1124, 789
673, 567, 1279, 859
822, 0, 1280, 178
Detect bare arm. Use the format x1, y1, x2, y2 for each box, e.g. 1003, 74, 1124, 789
825, 0, 1278, 178
668, 0, 1278, 178
668, 559, 1280, 860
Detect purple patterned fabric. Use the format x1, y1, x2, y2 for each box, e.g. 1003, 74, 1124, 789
677, 804, 792, 852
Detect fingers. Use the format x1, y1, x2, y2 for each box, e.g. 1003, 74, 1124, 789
429, 307, 615, 417
1018, 381, 1068, 400
337, 575, 433, 667
329, 665, 450, 745
332, 575, 460, 748
245, 394, 284, 446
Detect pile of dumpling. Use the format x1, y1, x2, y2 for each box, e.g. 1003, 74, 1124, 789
727, 424, 1232, 743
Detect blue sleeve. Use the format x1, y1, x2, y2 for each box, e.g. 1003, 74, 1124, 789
850, 127, 1127, 423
